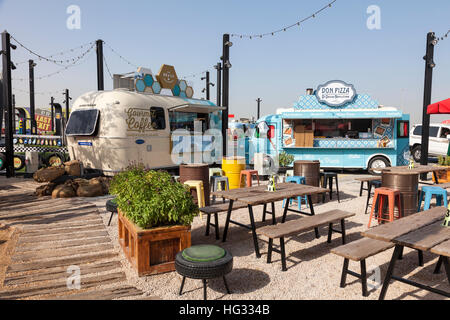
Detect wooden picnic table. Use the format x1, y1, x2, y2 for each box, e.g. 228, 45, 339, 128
361, 206, 450, 299
211, 183, 329, 258
380, 165, 447, 183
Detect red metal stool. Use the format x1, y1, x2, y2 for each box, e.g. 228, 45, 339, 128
239, 170, 260, 187
368, 187, 402, 228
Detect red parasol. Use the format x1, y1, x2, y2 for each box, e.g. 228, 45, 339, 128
427, 98, 450, 114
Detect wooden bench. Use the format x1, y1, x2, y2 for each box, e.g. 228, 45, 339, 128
355, 176, 381, 197
331, 238, 394, 297
256, 210, 355, 271
199, 201, 276, 240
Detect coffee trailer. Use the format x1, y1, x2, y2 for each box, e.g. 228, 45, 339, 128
65, 65, 224, 175
250, 81, 411, 171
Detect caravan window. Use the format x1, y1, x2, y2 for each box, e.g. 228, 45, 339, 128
150, 107, 166, 130
66, 109, 99, 136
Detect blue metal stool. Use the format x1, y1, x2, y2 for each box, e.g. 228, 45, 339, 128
365, 180, 382, 215
210, 176, 230, 204
418, 186, 448, 212
282, 176, 308, 210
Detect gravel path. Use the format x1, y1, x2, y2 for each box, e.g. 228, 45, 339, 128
86, 172, 449, 301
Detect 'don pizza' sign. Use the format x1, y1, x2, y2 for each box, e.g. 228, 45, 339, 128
315, 80, 357, 107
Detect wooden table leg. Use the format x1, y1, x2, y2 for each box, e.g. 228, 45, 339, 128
247, 204, 261, 258
443, 256, 450, 286
379, 244, 403, 300
222, 199, 234, 243
281, 197, 290, 223
308, 195, 320, 239
433, 171, 439, 184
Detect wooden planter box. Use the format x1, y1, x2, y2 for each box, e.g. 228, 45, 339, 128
433, 166, 450, 183
118, 211, 191, 276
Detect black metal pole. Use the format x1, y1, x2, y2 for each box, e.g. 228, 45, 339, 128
12, 93, 15, 133
50, 96, 54, 133
2, 31, 15, 177
420, 32, 436, 179
215, 62, 222, 106
206, 71, 210, 101
96, 39, 104, 91
64, 89, 71, 119
29, 59, 37, 134
221, 34, 231, 156
256, 98, 262, 120
0, 76, 3, 140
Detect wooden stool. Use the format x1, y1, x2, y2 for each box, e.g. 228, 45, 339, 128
184, 180, 206, 218
368, 187, 402, 228
239, 170, 260, 187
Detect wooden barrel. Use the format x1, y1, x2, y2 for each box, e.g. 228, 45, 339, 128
222, 156, 246, 189
382, 171, 419, 217
294, 160, 321, 203
179, 164, 210, 206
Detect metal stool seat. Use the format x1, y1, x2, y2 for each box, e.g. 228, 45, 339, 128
282, 176, 308, 210
106, 198, 118, 226
239, 170, 260, 187
368, 187, 402, 228
418, 186, 448, 211
321, 172, 340, 203
210, 176, 230, 204
365, 180, 382, 215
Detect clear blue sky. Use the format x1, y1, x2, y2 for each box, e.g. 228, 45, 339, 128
1, 0, 450, 125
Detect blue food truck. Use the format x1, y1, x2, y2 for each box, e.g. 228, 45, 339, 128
250, 81, 410, 171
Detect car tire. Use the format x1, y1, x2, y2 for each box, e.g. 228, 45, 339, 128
411, 145, 422, 162
0, 153, 5, 171
13, 155, 26, 171
45, 153, 64, 167
368, 156, 391, 175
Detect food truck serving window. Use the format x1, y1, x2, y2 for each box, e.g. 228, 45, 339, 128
150, 107, 166, 130
66, 109, 99, 136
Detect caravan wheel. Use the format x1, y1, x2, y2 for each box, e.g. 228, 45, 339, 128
368, 156, 391, 175
0, 153, 5, 171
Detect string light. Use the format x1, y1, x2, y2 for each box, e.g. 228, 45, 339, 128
103, 54, 114, 80
230, 0, 337, 39
104, 42, 139, 68
437, 29, 450, 43
11, 35, 95, 67
12, 43, 95, 81
180, 70, 209, 80
12, 87, 65, 96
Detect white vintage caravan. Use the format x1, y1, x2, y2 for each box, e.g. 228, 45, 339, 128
65, 89, 224, 175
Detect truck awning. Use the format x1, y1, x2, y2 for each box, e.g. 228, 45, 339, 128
169, 104, 226, 113
281, 110, 403, 119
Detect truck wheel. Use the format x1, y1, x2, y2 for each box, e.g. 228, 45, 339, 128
368, 156, 391, 175
411, 145, 421, 162
46, 153, 64, 167
13, 155, 26, 171
0, 153, 5, 171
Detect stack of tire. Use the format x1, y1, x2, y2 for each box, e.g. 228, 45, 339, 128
0, 152, 68, 171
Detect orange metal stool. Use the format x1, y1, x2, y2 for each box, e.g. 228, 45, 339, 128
368, 187, 402, 228
239, 170, 260, 187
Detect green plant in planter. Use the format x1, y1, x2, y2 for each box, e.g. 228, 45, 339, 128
278, 152, 294, 168
438, 155, 445, 166
446, 156, 450, 167
110, 164, 198, 229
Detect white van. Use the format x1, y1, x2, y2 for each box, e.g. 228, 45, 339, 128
65, 89, 224, 175
409, 123, 450, 161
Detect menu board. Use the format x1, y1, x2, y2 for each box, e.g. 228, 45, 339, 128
282, 120, 295, 147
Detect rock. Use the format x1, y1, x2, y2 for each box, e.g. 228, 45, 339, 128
89, 177, 111, 194
35, 183, 56, 197
76, 182, 104, 197
33, 166, 65, 183
64, 160, 82, 176
52, 184, 76, 198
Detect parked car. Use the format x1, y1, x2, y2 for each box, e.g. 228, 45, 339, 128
409, 123, 450, 162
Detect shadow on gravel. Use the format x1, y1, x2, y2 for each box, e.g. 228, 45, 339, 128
208, 268, 271, 296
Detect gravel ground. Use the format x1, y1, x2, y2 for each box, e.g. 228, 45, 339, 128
80, 172, 449, 300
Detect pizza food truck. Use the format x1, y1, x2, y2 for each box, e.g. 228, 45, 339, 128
250, 80, 410, 171
65, 65, 224, 175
